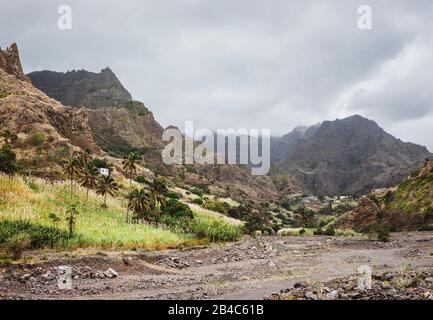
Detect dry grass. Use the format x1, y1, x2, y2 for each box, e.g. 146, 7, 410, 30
0, 174, 189, 249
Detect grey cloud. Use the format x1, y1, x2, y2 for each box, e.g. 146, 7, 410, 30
1, 0, 432, 150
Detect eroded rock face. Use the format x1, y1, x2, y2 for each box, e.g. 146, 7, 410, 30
27, 68, 132, 108
333, 197, 381, 231
0, 43, 30, 83
0, 66, 103, 176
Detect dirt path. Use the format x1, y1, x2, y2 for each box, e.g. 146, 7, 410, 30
1, 232, 433, 300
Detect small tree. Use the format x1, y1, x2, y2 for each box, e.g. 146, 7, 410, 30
48, 212, 61, 229
79, 164, 100, 204
0, 144, 17, 177
66, 205, 79, 237
96, 175, 119, 208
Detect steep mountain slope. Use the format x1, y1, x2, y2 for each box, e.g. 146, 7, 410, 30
0, 62, 103, 176
335, 160, 433, 231
271, 115, 432, 196
28, 69, 165, 157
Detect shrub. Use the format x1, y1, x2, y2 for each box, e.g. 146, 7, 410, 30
0, 144, 18, 176
192, 198, 204, 206
135, 176, 147, 184
377, 228, 390, 242
28, 131, 47, 146
323, 226, 336, 236
299, 228, 306, 235
6, 232, 31, 260
203, 199, 230, 214
162, 198, 193, 219
313, 228, 324, 235
0, 220, 71, 248
165, 191, 180, 199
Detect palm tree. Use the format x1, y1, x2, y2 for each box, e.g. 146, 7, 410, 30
63, 155, 81, 199
147, 177, 167, 209
79, 164, 99, 204
128, 188, 152, 222
96, 175, 119, 208
122, 151, 140, 187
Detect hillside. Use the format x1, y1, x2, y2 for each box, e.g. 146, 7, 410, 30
335, 160, 433, 231
0, 68, 102, 176
271, 115, 432, 196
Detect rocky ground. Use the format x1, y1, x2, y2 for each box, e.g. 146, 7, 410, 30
1, 232, 433, 300
266, 270, 433, 300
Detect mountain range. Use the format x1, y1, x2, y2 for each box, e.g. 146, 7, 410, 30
1, 43, 431, 201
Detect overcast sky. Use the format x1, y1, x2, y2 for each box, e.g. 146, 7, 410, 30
1, 0, 432, 150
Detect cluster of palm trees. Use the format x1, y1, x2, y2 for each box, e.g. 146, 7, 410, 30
63, 150, 119, 208
63, 150, 168, 224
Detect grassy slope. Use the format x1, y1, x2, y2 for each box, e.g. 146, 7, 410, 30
0, 174, 242, 249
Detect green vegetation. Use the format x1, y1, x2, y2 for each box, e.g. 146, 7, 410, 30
203, 198, 230, 214
189, 206, 243, 242
0, 173, 242, 250
0, 144, 18, 176
0, 220, 71, 249
28, 131, 47, 146
122, 101, 149, 116
122, 151, 140, 187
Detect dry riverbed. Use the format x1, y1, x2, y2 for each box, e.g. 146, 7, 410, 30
1, 232, 433, 300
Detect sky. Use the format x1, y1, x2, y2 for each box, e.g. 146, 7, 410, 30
1, 0, 433, 151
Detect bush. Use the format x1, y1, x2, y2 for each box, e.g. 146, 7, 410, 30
0, 144, 17, 176
203, 199, 230, 214
313, 228, 324, 235
6, 232, 31, 260
135, 176, 147, 184
166, 191, 180, 199
323, 226, 336, 236
377, 228, 390, 242
28, 131, 46, 146
0, 220, 72, 248
192, 198, 204, 206
162, 198, 194, 219
314, 226, 336, 236
299, 228, 306, 235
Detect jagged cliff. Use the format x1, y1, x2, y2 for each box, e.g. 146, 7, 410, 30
0, 43, 30, 83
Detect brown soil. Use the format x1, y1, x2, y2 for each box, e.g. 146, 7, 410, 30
1, 232, 432, 300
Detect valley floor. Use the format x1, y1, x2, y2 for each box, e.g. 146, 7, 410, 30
1, 232, 433, 300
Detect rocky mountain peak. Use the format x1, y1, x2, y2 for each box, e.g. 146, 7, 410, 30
271, 115, 432, 195
0, 43, 30, 82
27, 68, 132, 108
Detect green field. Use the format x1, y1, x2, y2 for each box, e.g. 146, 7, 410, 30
0, 174, 243, 250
